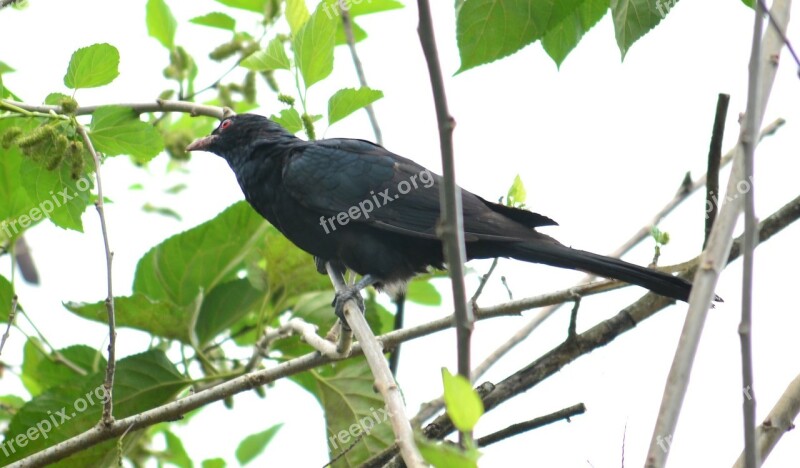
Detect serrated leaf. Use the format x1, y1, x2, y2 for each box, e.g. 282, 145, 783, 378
241, 37, 291, 71
236, 424, 282, 465
215, 0, 269, 13
133, 201, 269, 306
610, 0, 673, 58
542, 0, 608, 67
456, 0, 584, 73
19, 157, 93, 232
146, 0, 177, 49
442, 368, 484, 432
286, 0, 311, 33
0, 119, 35, 229
90, 106, 164, 162
22, 342, 106, 396
66, 293, 192, 342
3, 350, 187, 465
293, 2, 336, 89
328, 87, 383, 125
296, 362, 393, 466
271, 108, 304, 134
63, 43, 120, 89
190, 12, 237, 30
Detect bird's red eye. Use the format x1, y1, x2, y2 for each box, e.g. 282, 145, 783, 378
219, 119, 232, 131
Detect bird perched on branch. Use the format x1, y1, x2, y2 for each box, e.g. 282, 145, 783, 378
187, 113, 702, 320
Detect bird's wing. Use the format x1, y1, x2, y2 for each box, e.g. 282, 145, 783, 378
282, 139, 555, 242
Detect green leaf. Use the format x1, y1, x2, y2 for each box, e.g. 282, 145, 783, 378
22, 342, 106, 396
270, 108, 304, 134
142, 202, 182, 221
3, 350, 187, 465
63, 43, 120, 89
0, 119, 35, 230
327, 87, 384, 125
441, 368, 484, 432
215, 0, 269, 14
293, 2, 336, 89
0, 60, 14, 74
286, 0, 311, 33
405, 279, 441, 306
194, 278, 264, 345
133, 201, 269, 306
296, 361, 393, 465
241, 37, 291, 71
456, 0, 584, 73
0, 395, 25, 423
542, 0, 608, 67
236, 424, 283, 465
335, 20, 367, 45
506, 174, 527, 207
610, 0, 672, 58
146, 0, 177, 49
202, 459, 227, 468
90, 106, 164, 162
66, 293, 193, 342
190, 12, 237, 31
19, 157, 93, 232
417, 436, 480, 468
0, 276, 14, 323
162, 430, 193, 468
348, 0, 404, 15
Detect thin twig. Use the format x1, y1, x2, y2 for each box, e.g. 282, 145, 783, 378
645, 1, 788, 465
469, 118, 784, 386
325, 264, 424, 468
8, 193, 800, 468
733, 372, 800, 467
470, 258, 499, 305
338, 0, 383, 145
1, 99, 230, 119
416, 0, 473, 387
757, 0, 800, 74
0, 295, 18, 357
476, 403, 586, 447
705, 93, 730, 248
77, 124, 116, 427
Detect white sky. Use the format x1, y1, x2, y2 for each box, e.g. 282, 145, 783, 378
2, 0, 800, 466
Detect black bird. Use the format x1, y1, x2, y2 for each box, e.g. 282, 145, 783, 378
187, 114, 699, 317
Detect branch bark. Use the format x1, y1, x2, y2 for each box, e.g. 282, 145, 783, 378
645, 1, 789, 465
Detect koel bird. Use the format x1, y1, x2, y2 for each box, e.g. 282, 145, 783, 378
186, 113, 697, 317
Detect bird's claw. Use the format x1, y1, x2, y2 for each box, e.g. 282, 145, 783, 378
332, 288, 365, 331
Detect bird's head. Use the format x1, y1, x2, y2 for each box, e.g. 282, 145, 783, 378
185, 113, 293, 160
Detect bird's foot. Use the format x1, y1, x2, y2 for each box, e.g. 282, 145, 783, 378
332, 287, 366, 331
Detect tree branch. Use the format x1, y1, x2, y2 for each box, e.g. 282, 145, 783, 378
733, 372, 800, 467
0, 294, 18, 357
646, 1, 789, 465
77, 124, 116, 427
704, 93, 730, 248
325, 264, 423, 468
476, 403, 586, 447
0, 99, 231, 119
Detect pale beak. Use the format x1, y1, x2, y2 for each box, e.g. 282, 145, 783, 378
185, 134, 218, 152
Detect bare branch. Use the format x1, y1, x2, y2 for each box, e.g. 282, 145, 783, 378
77, 124, 116, 427
646, 1, 789, 465
476, 403, 586, 447
733, 372, 800, 467
1, 99, 230, 119
326, 264, 424, 468
705, 93, 730, 248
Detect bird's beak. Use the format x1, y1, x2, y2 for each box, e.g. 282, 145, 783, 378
186, 135, 218, 152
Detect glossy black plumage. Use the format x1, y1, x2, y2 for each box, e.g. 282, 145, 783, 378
187, 114, 696, 302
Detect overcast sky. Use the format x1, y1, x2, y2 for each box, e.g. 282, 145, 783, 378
2, 0, 800, 466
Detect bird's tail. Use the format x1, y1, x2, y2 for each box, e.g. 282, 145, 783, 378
505, 241, 694, 302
